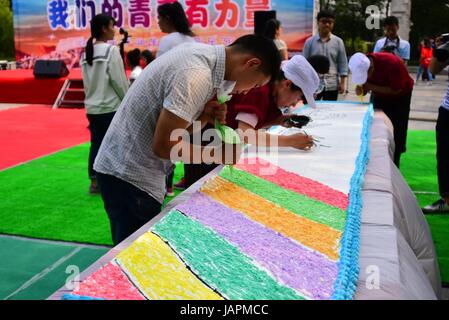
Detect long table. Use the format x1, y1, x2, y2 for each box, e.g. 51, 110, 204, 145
49, 111, 441, 300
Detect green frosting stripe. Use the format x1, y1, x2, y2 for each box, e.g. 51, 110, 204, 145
220, 166, 346, 231
152, 211, 305, 300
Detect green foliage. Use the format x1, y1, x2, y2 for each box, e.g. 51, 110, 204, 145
0, 0, 15, 60
319, 0, 386, 55
410, 0, 449, 61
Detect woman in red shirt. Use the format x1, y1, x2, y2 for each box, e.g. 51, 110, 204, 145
416, 38, 434, 84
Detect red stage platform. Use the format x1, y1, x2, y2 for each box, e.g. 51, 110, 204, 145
0, 69, 82, 105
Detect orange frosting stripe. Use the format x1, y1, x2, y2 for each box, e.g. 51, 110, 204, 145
200, 176, 341, 261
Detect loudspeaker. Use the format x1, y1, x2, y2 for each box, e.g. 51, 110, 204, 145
254, 10, 277, 35
33, 60, 69, 78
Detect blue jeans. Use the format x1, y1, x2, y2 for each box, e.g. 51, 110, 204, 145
416, 66, 433, 81
97, 173, 162, 245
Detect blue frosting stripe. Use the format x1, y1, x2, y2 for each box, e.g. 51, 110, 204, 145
332, 104, 374, 299
61, 294, 105, 300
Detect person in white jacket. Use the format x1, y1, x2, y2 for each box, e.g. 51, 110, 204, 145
156, 1, 196, 58
81, 13, 129, 194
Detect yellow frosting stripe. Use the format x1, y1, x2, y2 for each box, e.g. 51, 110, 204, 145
200, 176, 341, 261
116, 232, 223, 300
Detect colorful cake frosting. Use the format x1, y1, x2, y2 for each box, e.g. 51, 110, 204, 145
63, 105, 373, 300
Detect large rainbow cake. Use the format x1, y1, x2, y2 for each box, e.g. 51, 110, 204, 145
62, 103, 373, 300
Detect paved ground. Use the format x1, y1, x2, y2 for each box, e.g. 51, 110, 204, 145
343, 71, 448, 130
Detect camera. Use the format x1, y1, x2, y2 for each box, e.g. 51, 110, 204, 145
434, 33, 449, 62
382, 45, 398, 54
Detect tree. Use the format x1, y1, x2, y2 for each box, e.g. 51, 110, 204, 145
410, 0, 449, 61
318, 0, 387, 55
0, 0, 15, 60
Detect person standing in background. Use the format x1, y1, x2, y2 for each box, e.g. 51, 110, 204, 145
156, 1, 196, 58
156, 1, 196, 194
264, 19, 289, 60
416, 38, 434, 85
373, 16, 410, 64
349, 52, 414, 168
127, 48, 143, 84
303, 10, 348, 101
141, 50, 154, 67
423, 40, 449, 213
81, 14, 129, 194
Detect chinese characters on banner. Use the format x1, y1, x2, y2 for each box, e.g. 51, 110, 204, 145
16, 0, 313, 69
47, 0, 271, 31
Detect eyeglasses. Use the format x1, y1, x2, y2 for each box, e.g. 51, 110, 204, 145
319, 19, 335, 25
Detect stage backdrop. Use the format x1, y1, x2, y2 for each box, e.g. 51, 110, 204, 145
11, 0, 314, 69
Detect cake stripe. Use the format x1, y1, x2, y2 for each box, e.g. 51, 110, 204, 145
72, 262, 145, 300
176, 192, 338, 299
235, 158, 349, 210
220, 166, 346, 231
116, 232, 223, 300
152, 211, 305, 300
200, 176, 341, 260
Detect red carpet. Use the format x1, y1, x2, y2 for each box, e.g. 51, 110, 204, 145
0, 69, 82, 104
0, 105, 89, 170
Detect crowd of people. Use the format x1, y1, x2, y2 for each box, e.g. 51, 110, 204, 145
79, 1, 449, 245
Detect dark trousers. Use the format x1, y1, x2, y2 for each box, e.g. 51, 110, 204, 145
97, 172, 162, 246
315, 89, 339, 101
86, 112, 116, 179
373, 91, 412, 168
437, 107, 449, 198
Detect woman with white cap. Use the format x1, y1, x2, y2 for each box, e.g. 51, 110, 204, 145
224, 54, 320, 149
348, 52, 414, 167
182, 55, 320, 189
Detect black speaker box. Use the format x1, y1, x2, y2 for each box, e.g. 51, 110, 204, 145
254, 10, 277, 35
33, 60, 69, 78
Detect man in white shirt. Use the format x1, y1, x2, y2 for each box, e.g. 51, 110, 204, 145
94, 35, 282, 245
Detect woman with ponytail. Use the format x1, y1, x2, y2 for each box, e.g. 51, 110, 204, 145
264, 19, 289, 61
81, 13, 129, 193
156, 1, 196, 58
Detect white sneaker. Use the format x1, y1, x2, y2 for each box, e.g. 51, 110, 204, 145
423, 199, 449, 214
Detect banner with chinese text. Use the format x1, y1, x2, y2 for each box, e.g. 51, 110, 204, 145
12, 0, 314, 69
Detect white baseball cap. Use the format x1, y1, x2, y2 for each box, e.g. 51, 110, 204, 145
281, 55, 320, 108
348, 52, 371, 85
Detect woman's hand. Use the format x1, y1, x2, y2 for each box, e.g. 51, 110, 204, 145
286, 133, 315, 150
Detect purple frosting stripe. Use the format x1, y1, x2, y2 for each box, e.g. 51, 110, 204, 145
176, 192, 338, 300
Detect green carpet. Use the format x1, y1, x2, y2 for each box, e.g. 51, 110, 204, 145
0, 144, 113, 245
0, 133, 447, 285
0, 143, 185, 245
0, 237, 108, 300
401, 130, 449, 284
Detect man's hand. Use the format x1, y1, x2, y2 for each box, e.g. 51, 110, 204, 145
355, 85, 365, 96
286, 133, 315, 150
338, 78, 347, 94
199, 100, 227, 126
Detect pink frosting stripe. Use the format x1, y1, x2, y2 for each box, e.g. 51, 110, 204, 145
73, 262, 145, 300
236, 158, 349, 210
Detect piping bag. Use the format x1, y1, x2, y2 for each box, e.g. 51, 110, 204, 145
215, 80, 240, 175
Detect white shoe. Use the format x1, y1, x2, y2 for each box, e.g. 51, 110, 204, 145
423, 199, 449, 214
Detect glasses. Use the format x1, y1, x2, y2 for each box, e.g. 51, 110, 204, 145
319, 19, 335, 25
